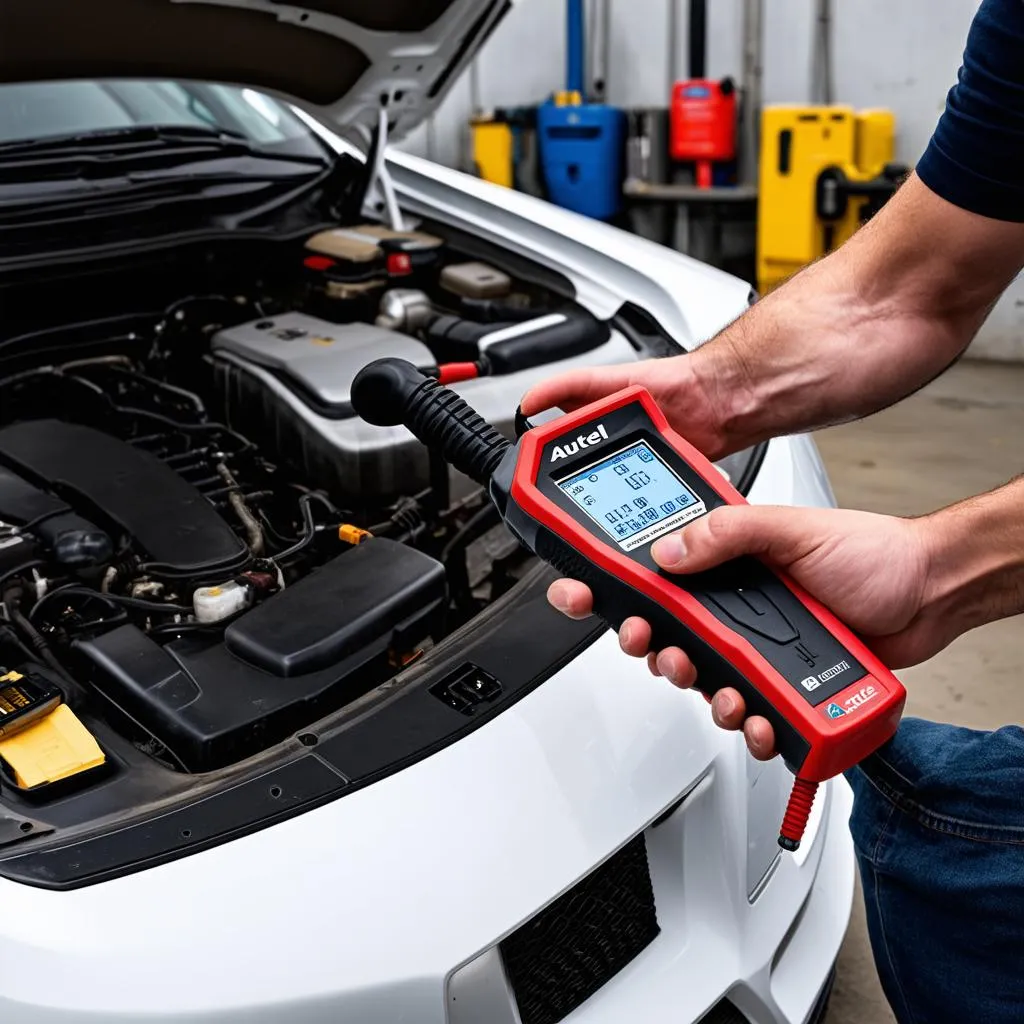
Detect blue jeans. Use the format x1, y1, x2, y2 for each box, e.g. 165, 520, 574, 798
846, 718, 1024, 1024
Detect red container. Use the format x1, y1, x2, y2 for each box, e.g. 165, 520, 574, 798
670, 77, 737, 187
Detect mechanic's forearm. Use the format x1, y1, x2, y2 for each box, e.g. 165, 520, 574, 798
691, 173, 1024, 452
920, 477, 1024, 637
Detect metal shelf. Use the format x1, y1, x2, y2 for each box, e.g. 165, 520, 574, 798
623, 180, 758, 203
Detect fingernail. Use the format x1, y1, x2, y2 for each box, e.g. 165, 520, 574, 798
717, 693, 735, 717
652, 533, 685, 566
621, 622, 633, 645
656, 652, 675, 682
550, 586, 570, 613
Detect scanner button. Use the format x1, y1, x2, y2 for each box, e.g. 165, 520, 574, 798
708, 588, 799, 645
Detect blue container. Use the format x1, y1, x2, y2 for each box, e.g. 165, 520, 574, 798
537, 100, 626, 221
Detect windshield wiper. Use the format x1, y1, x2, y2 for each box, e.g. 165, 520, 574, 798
0, 124, 249, 158
0, 125, 329, 182
0, 159, 328, 209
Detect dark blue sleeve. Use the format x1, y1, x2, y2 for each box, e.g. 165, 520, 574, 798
916, 0, 1024, 221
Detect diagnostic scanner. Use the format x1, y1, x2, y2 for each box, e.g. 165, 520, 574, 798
351, 359, 906, 850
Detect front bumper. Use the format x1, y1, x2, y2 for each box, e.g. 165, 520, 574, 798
0, 641, 853, 1024
449, 758, 854, 1024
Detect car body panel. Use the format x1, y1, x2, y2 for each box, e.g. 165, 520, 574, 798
0, 627, 852, 1024
386, 147, 755, 342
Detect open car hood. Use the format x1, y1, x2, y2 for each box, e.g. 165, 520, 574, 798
0, 0, 511, 141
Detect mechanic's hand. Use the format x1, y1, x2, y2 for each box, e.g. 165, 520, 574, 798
547, 505, 938, 761
519, 354, 733, 461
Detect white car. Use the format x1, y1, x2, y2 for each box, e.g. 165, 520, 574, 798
0, 2, 853, 1022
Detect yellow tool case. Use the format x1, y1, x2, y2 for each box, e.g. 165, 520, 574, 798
757, 106, 906, 294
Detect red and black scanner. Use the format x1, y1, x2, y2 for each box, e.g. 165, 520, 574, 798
351, 359, 906, 850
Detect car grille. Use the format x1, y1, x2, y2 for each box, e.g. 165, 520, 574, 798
699, 1000, 749, 1023
500, 833, 660, 1024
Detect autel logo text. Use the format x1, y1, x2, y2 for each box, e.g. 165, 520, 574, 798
550, 424, 609, 462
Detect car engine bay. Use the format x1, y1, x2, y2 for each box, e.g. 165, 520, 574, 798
0, 216, 668, 811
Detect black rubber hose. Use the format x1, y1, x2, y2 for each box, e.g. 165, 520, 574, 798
2, 583, 78, 688
441, 502, 503, 609
351, 359, 511, 488
269, 494, 318, 562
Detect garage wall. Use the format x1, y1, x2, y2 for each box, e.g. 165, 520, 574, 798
399, 0, 1023, 361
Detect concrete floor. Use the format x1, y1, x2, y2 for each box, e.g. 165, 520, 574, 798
812, 359, 1024, 1024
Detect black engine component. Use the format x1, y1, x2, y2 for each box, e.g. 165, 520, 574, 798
0, 465, 111, 569
426, 309, 611, 373
226, 537, 446, 677
73, 539, 446, 770
0, 420, 247, 574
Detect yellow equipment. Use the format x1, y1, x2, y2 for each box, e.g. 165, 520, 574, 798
757, 106, 907, 294
470, 114, 515, 188
0, 703, 105, 791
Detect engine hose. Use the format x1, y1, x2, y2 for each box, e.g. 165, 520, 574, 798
30, 586, 193, 618
100, 567, 118, 594
269, 493, 328, 562
441, 502, 503, 609
426, 308, 609, 376
458, 298, 544, 324
3, 585, 77, 687
114, 405, 253, 452
139, 551, 251, 579
367, 498, 426, 540
217, 463, 264, 556
0, 560, 46, 593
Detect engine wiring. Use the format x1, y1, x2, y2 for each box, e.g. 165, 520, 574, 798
0, 265, 565, 782
29, 585, 194, 622
0, 299, 533, 641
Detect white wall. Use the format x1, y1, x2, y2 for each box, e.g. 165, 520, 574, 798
401, 0, 1023, 360
404, 0, 979, 167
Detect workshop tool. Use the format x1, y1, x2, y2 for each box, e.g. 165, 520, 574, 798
757, 105, 907, 293
351, 361, 907, 851
669, 1, 738, 187
536, 0, 625, 220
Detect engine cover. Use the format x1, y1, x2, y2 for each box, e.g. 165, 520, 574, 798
212, 311, 636, 505
74, 539, 446, 770
0, 420, 246, 573
213, 313, 436, 502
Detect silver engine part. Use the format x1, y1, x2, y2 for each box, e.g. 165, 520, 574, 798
375, 289, 437, 333
212, 310, 636, 504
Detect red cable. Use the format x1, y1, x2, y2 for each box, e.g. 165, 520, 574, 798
778, 777, 819, 851
437, 362, 480, 385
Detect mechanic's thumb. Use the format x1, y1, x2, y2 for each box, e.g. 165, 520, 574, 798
651, 505, 808, 574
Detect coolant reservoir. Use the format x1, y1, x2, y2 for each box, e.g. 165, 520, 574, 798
194, 581, 250, 623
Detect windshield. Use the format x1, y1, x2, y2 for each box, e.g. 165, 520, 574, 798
0, 79, 326, 157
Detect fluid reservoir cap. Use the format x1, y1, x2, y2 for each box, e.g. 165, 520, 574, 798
194, 581, 250, 624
